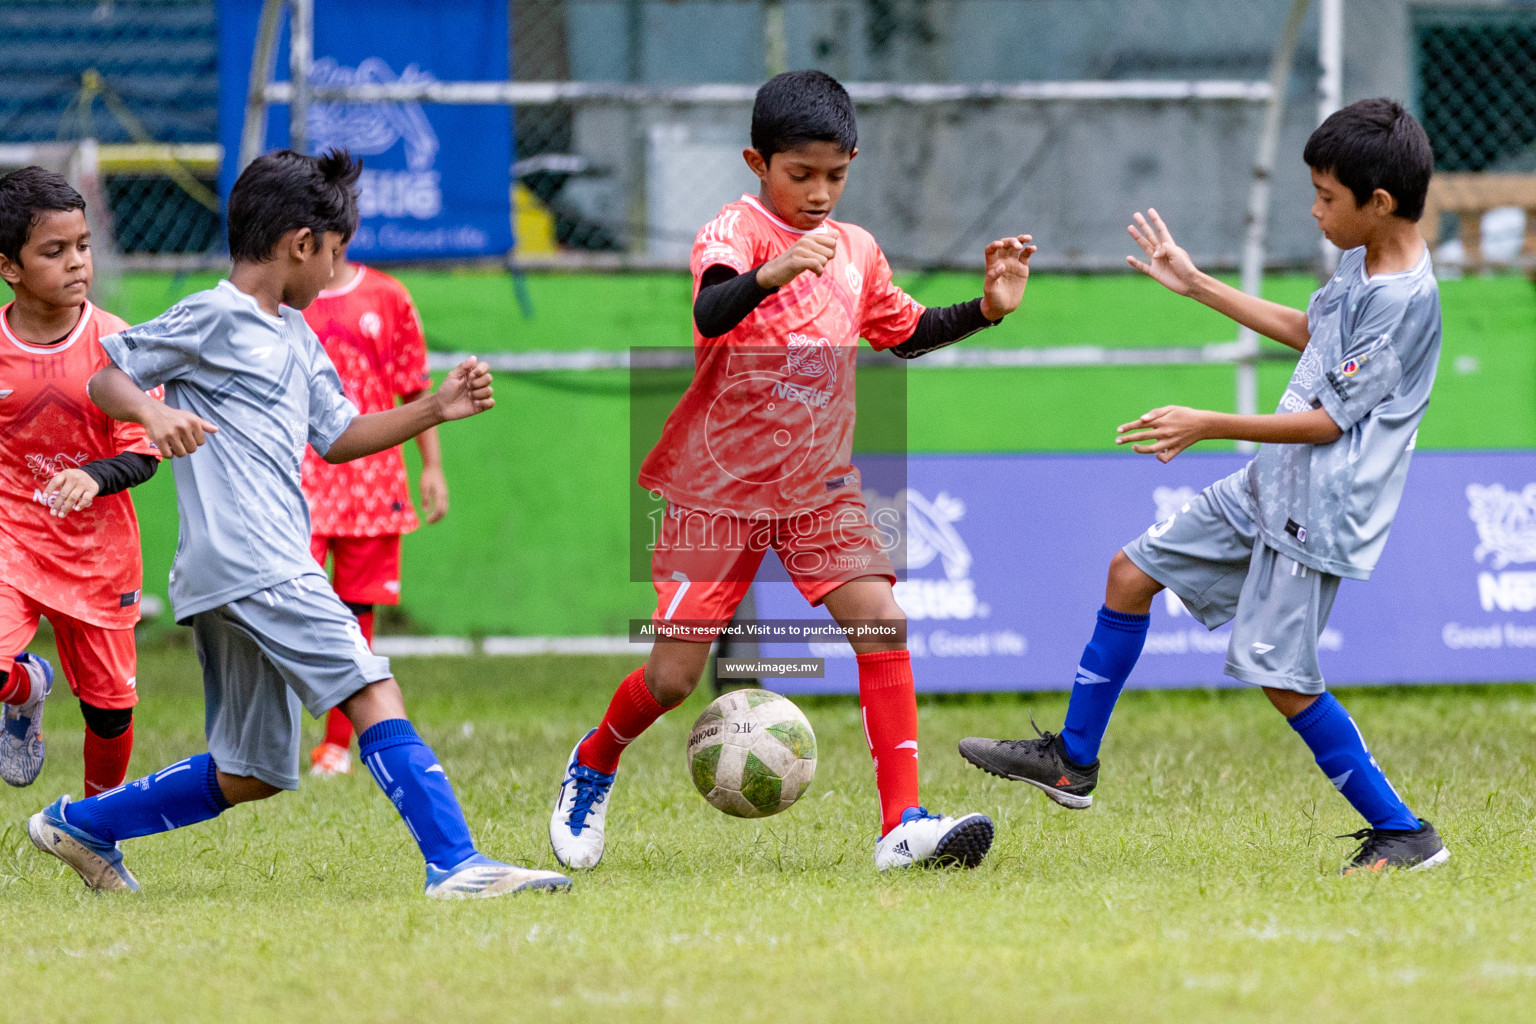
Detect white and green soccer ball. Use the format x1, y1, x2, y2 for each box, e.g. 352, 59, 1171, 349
687, 689, 817, 818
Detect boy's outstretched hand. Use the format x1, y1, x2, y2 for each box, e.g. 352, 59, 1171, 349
1117, 405, 1208, 463
979, 235, 1037, 321
434, 357, 495, 421
1126, 209, 1201, 296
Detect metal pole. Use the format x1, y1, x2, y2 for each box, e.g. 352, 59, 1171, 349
289, 0, 314, 154
1235, 0, 1312, 451
1317, 0, 1344, 276
68, 138, 122, 311
764, 0, 787, 78
625, 0, 646, 257
239, 0, 287, 172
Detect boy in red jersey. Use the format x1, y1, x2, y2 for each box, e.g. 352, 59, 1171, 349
300, 249, 445, 776
0, 167, 161, 796
550, 71, 1035, 871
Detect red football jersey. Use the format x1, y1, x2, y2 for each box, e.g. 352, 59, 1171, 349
638, 195, 924, 516
300, 266, 433, 537
0, 302, 159, 628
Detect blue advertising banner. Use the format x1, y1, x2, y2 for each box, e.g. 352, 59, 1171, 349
751, 451, 1536, 694
217, 0, 511, 260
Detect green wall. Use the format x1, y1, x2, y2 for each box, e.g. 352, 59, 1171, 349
119, 270, 1536, 635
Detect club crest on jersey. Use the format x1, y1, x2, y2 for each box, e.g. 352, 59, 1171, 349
844, 261, 863, 295
1339, 357, 1362, 377
785, 334, 835, 382
360, 311, 383, 339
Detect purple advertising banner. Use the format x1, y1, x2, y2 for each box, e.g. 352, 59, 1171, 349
218, 0, 512, 261
750, 451, 1536, 694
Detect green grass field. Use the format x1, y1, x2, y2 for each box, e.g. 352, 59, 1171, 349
4, 640, 1536, 1022
113, 269, 1536, 636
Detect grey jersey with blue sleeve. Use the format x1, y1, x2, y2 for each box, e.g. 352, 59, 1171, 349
100, 281, 358, 620
1246, 245, 1441, 580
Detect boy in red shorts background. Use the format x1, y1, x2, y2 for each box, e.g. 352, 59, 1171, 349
0, 167, 161, 796
549, 71, 1035, 871
301, 249, 446, 776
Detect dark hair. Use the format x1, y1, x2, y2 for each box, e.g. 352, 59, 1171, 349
227, 148, 362, 262
0, 166, 86, 264
1303, 98, 1433, 220
751, 70, 857, 162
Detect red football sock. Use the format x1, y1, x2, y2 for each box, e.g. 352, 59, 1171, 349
857, 649, 921, 836
323, 707, 353, 749
83, 718, 134, 797
323, 610, 373, 750
577, 666, 679, 774
0, 666, 31, 706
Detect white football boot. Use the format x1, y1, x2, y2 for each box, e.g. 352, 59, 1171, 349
549, 731, 616, 870
1, 653, 53, 787
425, 853, 571, 899
874, 806, 994, 871
28, 795, 140, 892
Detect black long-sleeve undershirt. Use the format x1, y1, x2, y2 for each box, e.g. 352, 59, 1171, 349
80, 451, 159, 496
691, 263, 1001, 352
889, 297, 998, 358
693, 264, 779, 338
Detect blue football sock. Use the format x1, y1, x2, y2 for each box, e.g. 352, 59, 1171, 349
358, 719, 477, 872
1287, 692, 1420, 831
63, 752, 231, 843
1059, 606, 1150, 766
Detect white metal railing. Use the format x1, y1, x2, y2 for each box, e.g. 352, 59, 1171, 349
422, 343, 1297, 376
261, 79, 1274, 107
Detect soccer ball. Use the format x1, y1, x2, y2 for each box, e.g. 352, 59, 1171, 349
687, 689, 817, 817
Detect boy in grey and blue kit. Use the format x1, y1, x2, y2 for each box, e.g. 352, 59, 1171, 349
961, 99, 1449, 874
27, 149, 571, 899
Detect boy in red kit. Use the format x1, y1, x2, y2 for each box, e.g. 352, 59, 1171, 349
549, 71, 1035, 871
0, 167, 161, 796
301, 249, 446, 776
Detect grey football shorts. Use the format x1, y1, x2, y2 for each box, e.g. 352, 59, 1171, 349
191, 573, 393, 790
1121, 470, 1341, 695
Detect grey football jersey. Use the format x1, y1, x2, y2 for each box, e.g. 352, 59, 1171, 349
101, 281, 358, 620
1246, 245, 1441, 579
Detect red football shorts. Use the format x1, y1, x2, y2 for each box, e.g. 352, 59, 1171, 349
310, 534, 403, 606
0, 583, 138, 709
650, 493, 895, 642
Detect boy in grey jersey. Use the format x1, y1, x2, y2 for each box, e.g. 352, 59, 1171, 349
26, 149, 571, 899
961, 99, 1449, 874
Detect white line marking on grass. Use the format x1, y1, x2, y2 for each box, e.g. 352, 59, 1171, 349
482, 636, 648, 656
370, 636, 475, 657
369, 636, 649, 657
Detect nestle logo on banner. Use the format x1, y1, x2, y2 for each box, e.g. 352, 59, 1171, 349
308, 57, 443, 220
1467, 483, 1536, 612
873, 490, 986, 622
